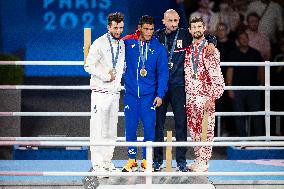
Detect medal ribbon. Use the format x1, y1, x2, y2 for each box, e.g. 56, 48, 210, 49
107, 33, 120, 70
191, 39, 206, 74
165, 28, 179, 63
138, 40, 149, 69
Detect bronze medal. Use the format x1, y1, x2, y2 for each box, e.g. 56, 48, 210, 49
140, 68, 147, 77
192, 73, 198, 80
191, 39, 206, 81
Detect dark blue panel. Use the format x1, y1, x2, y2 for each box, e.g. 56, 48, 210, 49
0, 0, 178, 76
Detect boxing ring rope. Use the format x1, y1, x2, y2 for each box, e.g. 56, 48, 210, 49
0, 61, 283, 134
1, 141, 284, 184
0, 141, 283, 147
0, 61, 83, 65
1, 85, 284, 90
1, 171, 284, 177
1, 111, 284, 116
1, 61, 283, 137
0, 61, 282, 66
0, 61, 283, 184
1, 136, 284, 141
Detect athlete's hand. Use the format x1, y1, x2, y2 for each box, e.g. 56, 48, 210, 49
206, 43, 215, 55
204, 100, 215, 111
153, 97, 163, 107
108, 70, 116, 82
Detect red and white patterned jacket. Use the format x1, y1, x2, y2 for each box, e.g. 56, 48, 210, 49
184, 39, 225, 103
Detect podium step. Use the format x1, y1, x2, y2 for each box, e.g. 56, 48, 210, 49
97, 184, 215, 189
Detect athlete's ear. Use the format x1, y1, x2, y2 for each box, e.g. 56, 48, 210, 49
138, 24, 142, 31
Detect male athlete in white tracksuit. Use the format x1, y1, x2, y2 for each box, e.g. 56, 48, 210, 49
84, 12, 125, 172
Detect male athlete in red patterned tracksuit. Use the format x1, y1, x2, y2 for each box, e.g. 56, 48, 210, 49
184, 17, 225, 172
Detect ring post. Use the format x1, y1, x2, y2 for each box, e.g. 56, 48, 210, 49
265, 61, 270, 139
146, 141, 153, 184
84, 28, 91, 65
166, 131, 172, 172
201, 111, 209, 142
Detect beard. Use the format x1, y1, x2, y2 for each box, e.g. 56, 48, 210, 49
193, 32, 204, 39
109, 32, 120, 40
250, 27, 258, 32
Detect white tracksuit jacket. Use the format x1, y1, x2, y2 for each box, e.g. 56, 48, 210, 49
84, 33, 125, 167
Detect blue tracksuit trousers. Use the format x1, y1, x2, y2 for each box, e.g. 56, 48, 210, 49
124, 93, 156, 159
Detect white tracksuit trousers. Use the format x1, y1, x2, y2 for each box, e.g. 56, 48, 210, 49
90, 90, 119, 167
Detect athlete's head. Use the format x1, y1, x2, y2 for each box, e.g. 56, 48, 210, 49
138, 15, 155, 41
107, 12, 124, 39
163, 9, 180, 33
189, 17, 206, 40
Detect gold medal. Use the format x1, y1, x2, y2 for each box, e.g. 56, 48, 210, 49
168, 62, 174, 70
140, 68, 147, 77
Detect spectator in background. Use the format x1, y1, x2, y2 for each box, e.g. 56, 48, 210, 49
271, 38, 284, 136
246, 0, 284, 45
216, 22, 237, 136
232, 0, 248, 22
190, 0, 219, 34
246, 12, 271, 61
227, 0, 248, 40
216, 23, 237, 63
274, 38, 284, 62
216, 1, 240, 34
226, 31, 264, 137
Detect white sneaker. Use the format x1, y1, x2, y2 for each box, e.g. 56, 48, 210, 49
103, 161, 120, 172
192, 162, 209, 172
93, 165, 109, 178
188, 160, 198, 171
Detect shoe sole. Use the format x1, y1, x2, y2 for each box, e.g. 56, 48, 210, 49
97, 176, 109, 179
153, 166, 164, 172
192, 169, 208, 172
122, 166, 138, 172
153, 168, 162, 172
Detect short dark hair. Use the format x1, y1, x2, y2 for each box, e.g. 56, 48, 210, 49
107, 12, 124, 25
189, 17, 205, 28
139, 15, 154, 26
237, 30, 248, 39
246, 12, 260, 22
217, 22, 228, 30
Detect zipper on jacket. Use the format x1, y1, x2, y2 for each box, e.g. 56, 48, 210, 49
137, 56, 140, 98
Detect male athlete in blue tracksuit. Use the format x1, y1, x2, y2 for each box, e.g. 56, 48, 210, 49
122, 15, 169, 172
